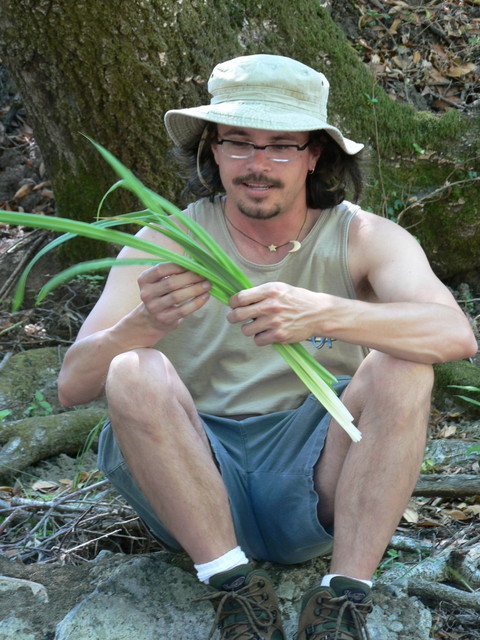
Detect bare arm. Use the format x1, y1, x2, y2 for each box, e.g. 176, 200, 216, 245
58, 226, 211, 407
227, 211, 477, 364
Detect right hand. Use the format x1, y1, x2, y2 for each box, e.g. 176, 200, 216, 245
137, 262, 211, 334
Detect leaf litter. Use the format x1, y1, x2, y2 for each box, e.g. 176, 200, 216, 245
330, 0, 479, 113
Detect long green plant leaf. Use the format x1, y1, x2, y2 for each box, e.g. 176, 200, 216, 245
0, 138, 362, 441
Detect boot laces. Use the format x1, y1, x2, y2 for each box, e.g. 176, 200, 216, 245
197, 578, 275, 639
305, 594, 371, 640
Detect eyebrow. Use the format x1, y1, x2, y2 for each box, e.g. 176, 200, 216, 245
218, 128, 303, 143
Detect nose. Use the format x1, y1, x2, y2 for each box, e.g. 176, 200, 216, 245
245, 146, 271, 171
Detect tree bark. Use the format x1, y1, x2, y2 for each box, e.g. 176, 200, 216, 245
0, 0, 478, 279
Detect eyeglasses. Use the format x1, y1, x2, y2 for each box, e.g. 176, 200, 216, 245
215, 138, 310, 162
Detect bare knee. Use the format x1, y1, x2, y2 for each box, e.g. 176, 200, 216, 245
105, 348, 179, 417
345, 352, 434, 430
364, 351, 433, 394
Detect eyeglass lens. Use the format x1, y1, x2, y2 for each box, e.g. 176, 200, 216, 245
218, 140, 307, 162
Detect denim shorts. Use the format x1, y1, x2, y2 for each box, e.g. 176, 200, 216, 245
97, 377, 350, 565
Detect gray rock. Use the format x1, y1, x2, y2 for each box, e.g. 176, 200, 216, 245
0, 576, 49, 602
0, 617, 38, 640
425, 438, 480, 467
55, 556, 214, 640
50, 553, 434, 640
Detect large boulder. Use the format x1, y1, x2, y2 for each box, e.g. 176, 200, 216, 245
0, 551, 435, 640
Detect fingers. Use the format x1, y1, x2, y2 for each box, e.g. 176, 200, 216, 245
227, 283, 318, 345
227, 283, 283, 326
137, 263, 211, 330
138, 262, 201, 285
229, 285, 267, 311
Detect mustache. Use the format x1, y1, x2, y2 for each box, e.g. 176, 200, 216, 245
233, 173, 284, 188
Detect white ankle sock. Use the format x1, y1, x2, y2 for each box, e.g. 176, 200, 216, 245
194, 546, 249, 584
321, 573, 372, 588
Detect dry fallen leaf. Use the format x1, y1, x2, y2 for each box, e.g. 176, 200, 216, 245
465, 504, 480, 516
442, 508, 470, 521
389, 18, 402, 34
439, 425, 457, 438
32, 480, 59, 493
403, 503, 419, 523
12, 183, 33, 201
446, 63, 476, 77
428, 68, 450, 85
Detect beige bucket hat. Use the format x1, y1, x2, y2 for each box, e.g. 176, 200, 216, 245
164, 54, 363, 155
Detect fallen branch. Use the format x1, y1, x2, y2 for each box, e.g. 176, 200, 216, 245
408, 581, 480, 610
413, 474, 480, 497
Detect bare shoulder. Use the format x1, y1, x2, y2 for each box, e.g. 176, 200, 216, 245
349, 208, 425, 270
348, 208, 456, 305
349, 208, 410, 243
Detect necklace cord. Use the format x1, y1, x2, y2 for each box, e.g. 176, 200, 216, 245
224, 203, 308, 253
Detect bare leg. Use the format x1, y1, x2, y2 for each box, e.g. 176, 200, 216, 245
105, 348, 238, 564
314, 351, 433, 580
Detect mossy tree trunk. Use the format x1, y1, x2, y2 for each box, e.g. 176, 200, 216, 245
0, 0, 478, 280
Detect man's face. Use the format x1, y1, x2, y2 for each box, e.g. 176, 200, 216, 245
211, 125, 321, 220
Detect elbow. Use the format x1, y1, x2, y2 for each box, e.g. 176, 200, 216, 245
464, 333, 479, 360
57, 381, 79, 408
440, 325, 478, 364
57, 384, 103, 408
458, 321, 478, 360
57, 371, 99, 408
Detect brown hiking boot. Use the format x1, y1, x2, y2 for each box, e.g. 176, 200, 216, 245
296, 577, 372, 640
197, 563, 286, 639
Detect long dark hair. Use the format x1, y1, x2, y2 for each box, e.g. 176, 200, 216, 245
172, 123, 364, 208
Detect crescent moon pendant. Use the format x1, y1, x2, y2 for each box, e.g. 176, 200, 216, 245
288, 240, 302, 253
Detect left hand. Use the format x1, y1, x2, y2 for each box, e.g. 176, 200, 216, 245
227, 282, 322, 346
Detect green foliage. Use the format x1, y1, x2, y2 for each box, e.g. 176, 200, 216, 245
448, 385, 480, 407
412, 142, 425, 155
73, 274, 106, 292
0, 409, 12, 422
74, 417, 106, 488
26, 390, 54, 417
421, 457, 437, 474
376, 549, 405, 575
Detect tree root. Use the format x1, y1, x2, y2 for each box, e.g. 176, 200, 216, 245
0, 407, 106, 482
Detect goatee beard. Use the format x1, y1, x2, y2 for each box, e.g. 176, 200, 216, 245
233, 173, 284, 220
237, 202, 281, 220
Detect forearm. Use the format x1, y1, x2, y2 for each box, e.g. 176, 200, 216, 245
321, 297, 477, 364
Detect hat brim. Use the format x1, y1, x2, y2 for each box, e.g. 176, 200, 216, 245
164, 103, 364, 156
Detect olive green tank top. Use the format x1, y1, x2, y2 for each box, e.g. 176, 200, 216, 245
154, 196, 368, 415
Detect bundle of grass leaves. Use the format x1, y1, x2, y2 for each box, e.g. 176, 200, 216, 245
0, 139, 361, 442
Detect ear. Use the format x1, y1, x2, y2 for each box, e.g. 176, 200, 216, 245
308, 143, 322, 171
211, 140, 221, 165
